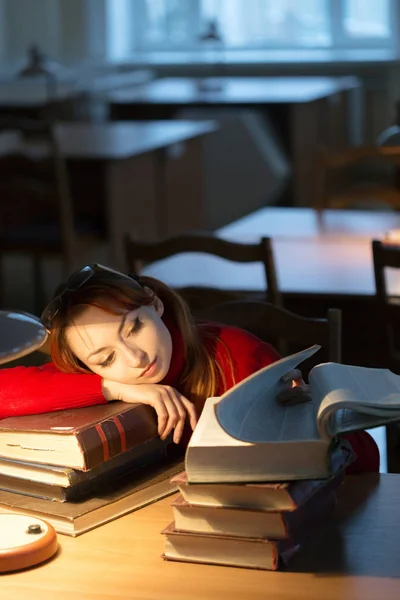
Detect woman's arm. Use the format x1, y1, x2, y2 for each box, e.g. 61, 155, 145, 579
0, 363, 107, 419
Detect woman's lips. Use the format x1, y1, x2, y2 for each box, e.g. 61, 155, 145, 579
139, 357, 157, 378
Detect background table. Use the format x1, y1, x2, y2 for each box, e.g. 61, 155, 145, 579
142, 207, 400, 367
143, 206, 400, 298
106, 76, 361, 207
0, 120, 216, 267
2, 474, 400, 600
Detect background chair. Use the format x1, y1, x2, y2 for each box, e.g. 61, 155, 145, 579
315, 145, 400, 211
195, 299, 342, 375
125, 233, 283, 308
0, 116, 104, 312
372, 238, 400, 472
372, 239, 400, 371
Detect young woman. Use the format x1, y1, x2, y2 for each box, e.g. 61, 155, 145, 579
0, 264, 379, 473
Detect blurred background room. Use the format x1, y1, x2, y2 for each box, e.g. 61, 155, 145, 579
2, 0, 400, 469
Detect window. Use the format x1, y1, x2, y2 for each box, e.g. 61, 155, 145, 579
106, 0, 394, 58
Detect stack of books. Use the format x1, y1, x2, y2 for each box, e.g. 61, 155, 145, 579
0, 402, 182, 536
161, 342, 397, 571
162, 445, 349, 571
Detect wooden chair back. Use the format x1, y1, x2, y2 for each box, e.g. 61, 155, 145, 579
315, 145, 400, 211
0, 116, 75, 256
372, 238, 400, 365
0, 116, 102, 310
125, 233, 282, 307
372, 238, 400, 472
196, 299, 342, 370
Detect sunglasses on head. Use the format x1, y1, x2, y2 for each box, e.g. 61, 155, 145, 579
40, 264, 141, 331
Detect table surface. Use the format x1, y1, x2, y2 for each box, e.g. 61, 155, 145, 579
2, 474, 400, 600
143, 207, 400, 297
106, 75, 360, 106
0, 120, 216, 160
0, 70, 153, 107
220, 207, 400, 239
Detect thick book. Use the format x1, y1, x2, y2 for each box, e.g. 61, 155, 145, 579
162, 490, 336, 570
186, 344, 400, 482
171, 460, 341, 539
0, 458, 183, 536
162, 522, 295, 571
0, 401, 159, 470
0, 436, 170, 501
171, 442, 351, 511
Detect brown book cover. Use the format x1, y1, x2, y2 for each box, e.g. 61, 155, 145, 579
0, 457, 183, 536
162, 521, 283, 570
162, 492, 337, 570
0, 436, 171, 501
171, 443, 350, 511
0, 401, 158, 470
171, 464, 343, 539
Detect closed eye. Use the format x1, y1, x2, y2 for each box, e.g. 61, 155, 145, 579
99, 352, 115, 368
127, 316, 143, 336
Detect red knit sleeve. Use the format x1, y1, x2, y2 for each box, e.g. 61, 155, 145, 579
341, 431, 380, 474
0, 363, 107, 419
211, 325, 281, 391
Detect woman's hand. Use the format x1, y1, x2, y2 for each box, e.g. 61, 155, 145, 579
101, 380, 198, 444
275, 368, 312, 406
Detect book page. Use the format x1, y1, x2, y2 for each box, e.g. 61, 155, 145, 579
215, 345, 321, 443
310, 363, 400, 439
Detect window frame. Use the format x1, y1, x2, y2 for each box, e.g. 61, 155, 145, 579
105, 0, 397, 58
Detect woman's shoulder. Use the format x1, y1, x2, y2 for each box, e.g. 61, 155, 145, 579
197, 320, 281, 387
197, 321, 280, 359
200, 321, 260, 343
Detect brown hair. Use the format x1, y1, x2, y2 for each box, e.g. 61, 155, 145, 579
49, 270, 228, 406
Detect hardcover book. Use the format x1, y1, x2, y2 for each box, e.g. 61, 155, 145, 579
0, 457, 183, 536
172, 442, 350, 511
171, 461, 342, 539
186, 344, 400, 482
0, 436, 170, 501
0, 401, 158, 470
162, 490, 336, 571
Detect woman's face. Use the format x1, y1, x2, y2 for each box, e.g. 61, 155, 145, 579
65, 298, 172, 385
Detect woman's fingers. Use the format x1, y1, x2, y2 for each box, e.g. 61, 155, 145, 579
167, 391, 198, 443
169, 396, 187, 444
152, 396, 169, 437
180, 396, 198, 431
158, 392, 180, 441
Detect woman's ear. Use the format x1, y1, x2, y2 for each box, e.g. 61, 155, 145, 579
143, 286, 164, 316
154, 296, 164, 317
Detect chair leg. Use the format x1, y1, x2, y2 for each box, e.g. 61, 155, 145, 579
32, 255, 46, 315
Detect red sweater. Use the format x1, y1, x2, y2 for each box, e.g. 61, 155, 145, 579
0, 320, 379, 473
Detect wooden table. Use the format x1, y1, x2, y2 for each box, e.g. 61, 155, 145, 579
143, 207, 400, 298
142, 207, 400, 367
0, 120, 216, 268
221, 206, 400, 240
0, 70, 153, 119
106, 76, 361, 206
2, 474, 400, 600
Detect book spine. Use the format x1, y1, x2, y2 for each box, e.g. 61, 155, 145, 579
76, 404, 159, 470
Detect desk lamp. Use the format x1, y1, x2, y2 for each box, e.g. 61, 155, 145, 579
0, 309, 57, 572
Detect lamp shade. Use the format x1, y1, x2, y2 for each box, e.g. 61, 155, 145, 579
0, 310, 48, 365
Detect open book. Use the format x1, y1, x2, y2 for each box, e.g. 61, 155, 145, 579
186, 345, 399, 482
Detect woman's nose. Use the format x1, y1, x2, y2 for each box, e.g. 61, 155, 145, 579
121, 344, 147, 367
